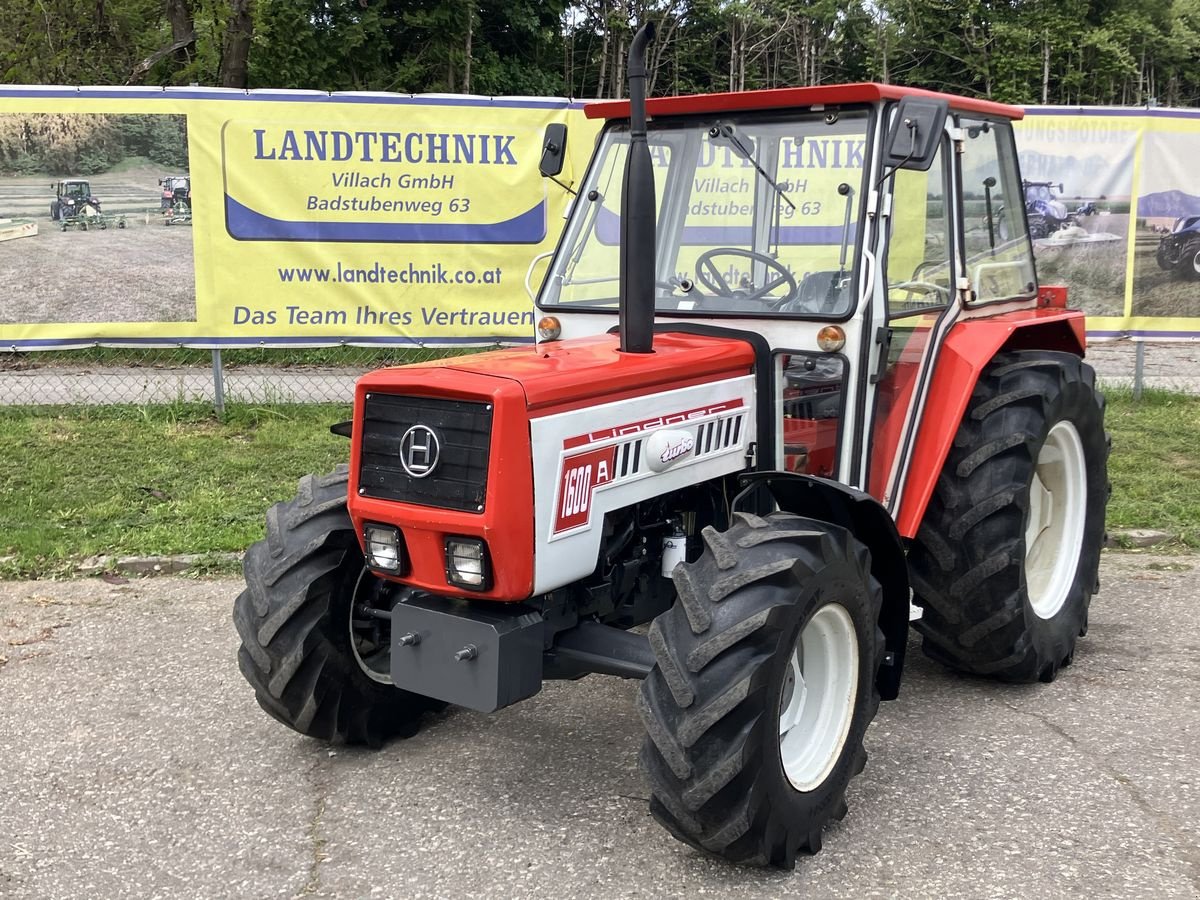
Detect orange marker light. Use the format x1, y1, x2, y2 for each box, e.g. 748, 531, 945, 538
817, 325, 846, 352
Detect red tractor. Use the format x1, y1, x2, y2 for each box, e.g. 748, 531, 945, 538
235, 26, 1108, 868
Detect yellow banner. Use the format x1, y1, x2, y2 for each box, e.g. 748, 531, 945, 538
1016, 108, 1200, 339
0, 90, 599, 348
1, 90, 1199, 347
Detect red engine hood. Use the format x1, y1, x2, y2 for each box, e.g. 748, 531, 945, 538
403, 332, 757, 413
349, 331, 757, 602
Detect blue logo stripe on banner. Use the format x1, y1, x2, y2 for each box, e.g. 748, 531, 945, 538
224, 195, 547, 244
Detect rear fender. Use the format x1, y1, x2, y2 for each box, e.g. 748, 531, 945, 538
893, 310, 1086, 540
733, 472, 909, 701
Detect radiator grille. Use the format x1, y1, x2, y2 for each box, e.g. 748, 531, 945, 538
359, 394, 492, 513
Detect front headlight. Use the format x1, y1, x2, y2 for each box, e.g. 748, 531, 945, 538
445, 537, 491, 591
364, 524, 404, 573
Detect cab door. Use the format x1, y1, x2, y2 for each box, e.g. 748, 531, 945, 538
864, 114, 1039, 512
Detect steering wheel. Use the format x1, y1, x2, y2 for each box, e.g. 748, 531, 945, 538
694, 248, 799, 306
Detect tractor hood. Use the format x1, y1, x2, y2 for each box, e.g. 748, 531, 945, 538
411, 332, 756, 413
348, 331, 758, 601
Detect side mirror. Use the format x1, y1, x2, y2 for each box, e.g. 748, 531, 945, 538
539, 123, 567, 178
882, 96, 949, 172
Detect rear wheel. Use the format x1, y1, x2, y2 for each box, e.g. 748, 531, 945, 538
234, 467, 442, 745
638, 512, 884, 868
908, 351, 1108, 682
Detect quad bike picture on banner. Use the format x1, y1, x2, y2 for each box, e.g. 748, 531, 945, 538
0, 112, 196, 326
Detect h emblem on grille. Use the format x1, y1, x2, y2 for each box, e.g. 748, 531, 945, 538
399, 425, 441, 478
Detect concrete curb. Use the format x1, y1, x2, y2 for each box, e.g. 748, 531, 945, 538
1104, 528, 1178, 549
76, 552, 243, 577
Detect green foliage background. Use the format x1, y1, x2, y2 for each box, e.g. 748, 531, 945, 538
0, 113, 188, 175
1, 0, 1198, 106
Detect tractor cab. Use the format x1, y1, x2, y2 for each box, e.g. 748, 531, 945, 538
159, 175, 190, 207
59, 179, 91, 200
50, 179, 100, 221
538, 84, 1041, 509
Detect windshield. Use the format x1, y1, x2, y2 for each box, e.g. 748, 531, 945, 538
539, 109, 870, 318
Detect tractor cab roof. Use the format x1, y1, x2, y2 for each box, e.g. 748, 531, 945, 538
584, 82, 1022, 122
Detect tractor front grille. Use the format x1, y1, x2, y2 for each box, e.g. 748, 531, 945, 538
359, 394, 492, 513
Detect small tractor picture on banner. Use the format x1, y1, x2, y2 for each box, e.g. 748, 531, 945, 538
50, 179, 125, 231
159, 175, 192, 226
234, 25, 1109, 868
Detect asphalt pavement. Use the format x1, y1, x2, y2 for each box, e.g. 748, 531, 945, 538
1, 552, 1197, 899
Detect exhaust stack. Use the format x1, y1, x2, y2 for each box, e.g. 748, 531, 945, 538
618, 22, 656, 354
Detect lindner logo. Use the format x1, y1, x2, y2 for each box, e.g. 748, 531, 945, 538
399, 425, 441, 478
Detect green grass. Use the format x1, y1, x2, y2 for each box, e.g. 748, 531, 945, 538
0, 388, 1195, 579
1104, 387, 1200, 548
0, 345, 486, 371
0, 402, 350, 577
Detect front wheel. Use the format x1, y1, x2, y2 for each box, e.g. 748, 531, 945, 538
1155, 241, 1175, 271
638, 512, 884, 868
908, 352, 1109, 682
234, 467, 443, 745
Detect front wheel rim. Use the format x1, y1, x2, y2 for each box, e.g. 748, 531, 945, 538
778, 602, 859, 792
1025, 420, 1088, 619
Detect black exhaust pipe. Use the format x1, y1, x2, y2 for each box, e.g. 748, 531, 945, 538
619, 22, 656, 355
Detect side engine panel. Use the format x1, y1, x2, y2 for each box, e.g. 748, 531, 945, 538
530, 375, 757, 594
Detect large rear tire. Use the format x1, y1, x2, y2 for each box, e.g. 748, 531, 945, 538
908, 351, 1108, 682
638, 512, 884, 868
234, 467, 441, 745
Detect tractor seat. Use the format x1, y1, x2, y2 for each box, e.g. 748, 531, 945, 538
780, 270, 849, 315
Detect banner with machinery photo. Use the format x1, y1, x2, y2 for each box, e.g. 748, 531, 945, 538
2, 89, 1199, 348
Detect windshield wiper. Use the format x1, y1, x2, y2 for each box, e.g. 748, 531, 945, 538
709, 123, 796, 212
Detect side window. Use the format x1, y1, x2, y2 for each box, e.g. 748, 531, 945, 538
959, 119, 1037, 303
777, 351, 845, 479
886, 141, 953, 314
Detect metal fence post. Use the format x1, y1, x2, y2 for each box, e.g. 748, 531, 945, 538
1134, 341, 1145, 400
212, 348, 226, 418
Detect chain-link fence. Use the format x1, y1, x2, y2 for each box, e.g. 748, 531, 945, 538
0, 344, 498, 410
0, 339, 1196, 412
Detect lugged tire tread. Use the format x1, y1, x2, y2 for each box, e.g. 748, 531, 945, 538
639, 513, 885, 869
701, 526, 739, 570
908, 351, 1109, 681
233, 468, 437, 745
648, 619, 695, 708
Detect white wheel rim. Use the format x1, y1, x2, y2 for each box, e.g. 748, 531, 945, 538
1025, 420, 1087, 619
778, 603, 859, 792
